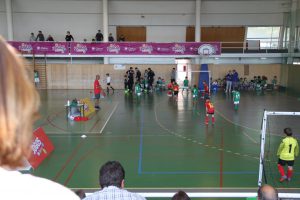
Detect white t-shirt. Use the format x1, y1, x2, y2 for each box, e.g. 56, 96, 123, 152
0, 167, 80, 200
106, 76, 111, 84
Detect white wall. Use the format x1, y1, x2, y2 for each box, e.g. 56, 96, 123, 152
0, 0, 7, 38
12, 0, 103, 41
1, 0, 290, 41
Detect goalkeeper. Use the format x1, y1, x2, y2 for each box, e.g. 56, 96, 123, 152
277, 128, 299, 182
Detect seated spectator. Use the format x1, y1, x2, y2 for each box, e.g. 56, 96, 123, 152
65, 31, 74, 42
46, 35, 54, 41
36, 30, 45, 41
0, 36, 79, 199
29, 32, 36, 41
118, 34, 125, 42
95, 30, 103, 42
84, 161, 146, 200
108, 33, 114, 42
172, 191, 190, 200
75, 190, 86, 199
257, 185, 278, 200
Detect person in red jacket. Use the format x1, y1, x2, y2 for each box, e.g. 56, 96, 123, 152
94, 74, 102, 110
205, 98, 215, 125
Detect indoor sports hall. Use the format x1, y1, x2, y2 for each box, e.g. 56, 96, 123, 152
1, 0, 300, 199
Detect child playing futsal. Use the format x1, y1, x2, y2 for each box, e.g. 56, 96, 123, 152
135, 81, 142, 97
202, 80, 209, 99
232, 88, 240, 110
167, 81, 173, 97
173, 82, 179, 101
277, 128, 299, 182
192, 85, 198, 104
205, 98, 215, 125
182, 76, 189, 93
106, 73, 115, 94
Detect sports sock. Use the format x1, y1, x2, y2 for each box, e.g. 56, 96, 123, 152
277, 164, 285, 177
287, 168, 293, 179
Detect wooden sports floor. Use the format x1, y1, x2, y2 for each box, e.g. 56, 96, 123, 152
32, 89, 300, 199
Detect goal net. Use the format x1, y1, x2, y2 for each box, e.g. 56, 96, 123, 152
258, 111, 300, 188
176, 70, 211, 92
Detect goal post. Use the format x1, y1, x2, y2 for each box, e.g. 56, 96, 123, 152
176, 70, 211, 92
258, 111, 300, 186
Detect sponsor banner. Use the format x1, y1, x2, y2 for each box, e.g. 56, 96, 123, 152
28, 127, 55, 169
8, 41, 221, 55
8, 41, 69, 55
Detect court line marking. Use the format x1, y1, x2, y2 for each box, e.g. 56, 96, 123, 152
100, 102, 119, 134
154, 98, 260, 161
243, 131, 258, 144
138, 107, 144, 175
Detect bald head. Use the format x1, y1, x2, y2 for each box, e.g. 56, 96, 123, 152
258, 185, 278, 200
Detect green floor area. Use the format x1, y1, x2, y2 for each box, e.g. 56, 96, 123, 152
31, 89, 300, 197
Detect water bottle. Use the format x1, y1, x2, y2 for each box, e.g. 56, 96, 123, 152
67, 100, 70, 106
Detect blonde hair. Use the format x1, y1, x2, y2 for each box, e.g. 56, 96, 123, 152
0, 36, 40, 168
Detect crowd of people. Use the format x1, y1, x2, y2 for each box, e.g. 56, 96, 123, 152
212, 70, 278, 93
28, 30, 126, 42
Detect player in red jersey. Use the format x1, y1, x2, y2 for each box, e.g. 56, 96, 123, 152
202, 80, 209, 99
173, 82, 179, 101
205, 98, 215, 125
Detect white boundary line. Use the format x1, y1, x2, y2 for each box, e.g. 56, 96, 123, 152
100, 102, 119, 134
242, 132, 258, 144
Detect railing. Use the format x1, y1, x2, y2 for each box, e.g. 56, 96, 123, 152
7, 40, 300, 57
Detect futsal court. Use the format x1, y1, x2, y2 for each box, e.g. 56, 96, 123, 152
31, 89, 300, 198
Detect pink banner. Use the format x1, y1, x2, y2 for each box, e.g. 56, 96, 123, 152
9, 41, 69, 55
9, 41, 221, 56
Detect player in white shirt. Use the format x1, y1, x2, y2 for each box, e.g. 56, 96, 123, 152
106, 73, 115, 94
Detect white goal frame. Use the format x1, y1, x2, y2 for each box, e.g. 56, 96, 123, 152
189, 70, 211, 92
258, 111, 300, 186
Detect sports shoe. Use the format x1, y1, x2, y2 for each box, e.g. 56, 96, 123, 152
287, 178, 291, 182
279, 175, 287, 182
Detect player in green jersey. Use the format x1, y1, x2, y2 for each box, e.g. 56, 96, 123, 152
192, 85, 198, 104
232, 89, 240, 110
182, 76, 189, 93
135, 81, 142, 97
277, 128, 299, 182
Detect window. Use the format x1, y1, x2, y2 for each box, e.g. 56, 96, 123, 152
247, 27, 280, 49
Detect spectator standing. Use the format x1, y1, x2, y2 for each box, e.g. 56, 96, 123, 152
135, 67, 141, 82
0, 36, 79, 200
147, 68, 155, 91
65, 31, 74, 42
29, 32, 36, 41
127, 67, 135, 92
95, 30, 103, 42
171, 68, 176, 83
108, 33, 114, 42
46, 35, 54, 41
225, 70, 232, 93
232, 69, 239, 90
83, 161, 146, 200
36, 30, 45, 41
94, 74, 102, 110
